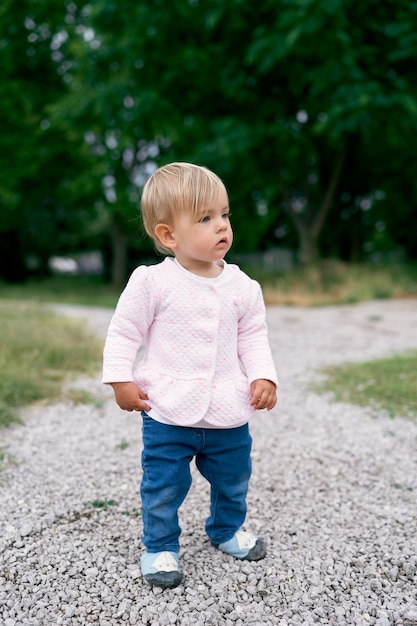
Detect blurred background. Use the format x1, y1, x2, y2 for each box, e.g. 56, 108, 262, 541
1, 0, 416, 292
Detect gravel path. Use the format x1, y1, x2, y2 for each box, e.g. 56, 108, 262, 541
1, 299, 417, 626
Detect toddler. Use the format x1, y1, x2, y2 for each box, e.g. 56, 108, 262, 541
103, 162, 278, 589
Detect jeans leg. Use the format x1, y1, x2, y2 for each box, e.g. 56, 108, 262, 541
141, 415, 197, 553
196, 424, 252, 545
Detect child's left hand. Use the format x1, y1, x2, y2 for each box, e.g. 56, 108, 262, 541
250, 379, 277, 411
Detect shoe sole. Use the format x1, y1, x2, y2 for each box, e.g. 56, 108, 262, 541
143, 571, 183, 589
244, 538, 266, 561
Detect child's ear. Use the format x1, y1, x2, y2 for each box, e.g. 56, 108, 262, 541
154, 223, 177, 251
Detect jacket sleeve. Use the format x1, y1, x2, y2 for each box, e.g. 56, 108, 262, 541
102, 266, 157, 384
237, 279, 278, 387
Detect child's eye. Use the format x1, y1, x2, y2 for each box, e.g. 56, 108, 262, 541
199, 215, 211, 223
223, 212, 231, 220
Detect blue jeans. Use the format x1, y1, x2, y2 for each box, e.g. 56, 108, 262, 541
140, 413, 252, 553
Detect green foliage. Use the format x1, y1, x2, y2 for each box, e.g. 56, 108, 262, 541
314, 351, 417, 421
54, 0, 417, 265
0, 0, 107, 279
0, 300, 103, 428
1, 0, 417, 281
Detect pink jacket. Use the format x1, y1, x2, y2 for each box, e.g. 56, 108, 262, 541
102, 257, 278, 427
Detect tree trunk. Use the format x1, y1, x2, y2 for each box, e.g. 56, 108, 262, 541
287, 147, 347, 266
0, 230, 28, 281
297, 224, 320, 266
311, 147, 347, 240
110, 221, 128, 290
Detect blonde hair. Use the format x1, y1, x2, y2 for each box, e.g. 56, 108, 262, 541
141, 162, 227, 255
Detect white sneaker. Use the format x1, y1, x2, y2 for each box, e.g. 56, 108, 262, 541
140, 551, 183, 588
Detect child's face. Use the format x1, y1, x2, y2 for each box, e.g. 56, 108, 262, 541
170, 186, 233, 275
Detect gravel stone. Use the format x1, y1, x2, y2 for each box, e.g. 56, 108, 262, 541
1, 299, 417, 625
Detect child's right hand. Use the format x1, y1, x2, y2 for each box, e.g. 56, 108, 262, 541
110, 381, 151, 412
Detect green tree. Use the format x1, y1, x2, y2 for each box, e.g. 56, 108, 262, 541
0, 0, 104, 280
4, 0, 417, 283
54, 0, 417, 279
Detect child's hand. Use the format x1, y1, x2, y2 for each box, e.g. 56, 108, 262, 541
110, 381, 151, 412
250, 379, 277, 411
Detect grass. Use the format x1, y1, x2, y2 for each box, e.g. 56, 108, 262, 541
0, 445, 15, 474
313, 351, 417, 421
83, 498, 141, 517
0, 300, 103, 428
65, 387, 104, 408
84, 499, 119, 511
245, 260, 417, 306
0, 275, 118, 308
